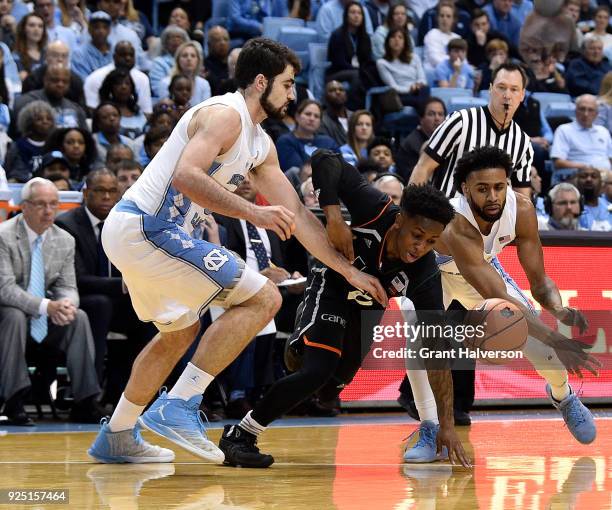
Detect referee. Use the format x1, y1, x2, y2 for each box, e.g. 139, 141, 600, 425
410, 62, 534, 197
400, 62, 535, 427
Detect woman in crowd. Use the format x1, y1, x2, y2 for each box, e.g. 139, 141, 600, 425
376, 28, 428, 107
423, 0, 459, 72
525, 51, 567, 94
326, 1, 375, 109
57, 0, 88, 43
372, 3, 413, 61
13, 13, 46, 81
339, 109, 374, 166
597, 71, 612, 133
99, 68, 147, 140
149, 25, 190, 98
120, 0, 156, 51
91, 102, 135, 164
44, 127, 98, 181
276, 99, 338, 172
160, 41, 211, 104
5, 100, 55, 182
585, 6, 612, 50
168, 7, 204, 44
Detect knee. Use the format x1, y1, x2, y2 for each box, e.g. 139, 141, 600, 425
255, 280, 283, 318
0, 307, 27, 330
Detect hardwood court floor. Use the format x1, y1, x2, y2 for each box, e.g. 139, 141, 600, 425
0, 412, 611, 509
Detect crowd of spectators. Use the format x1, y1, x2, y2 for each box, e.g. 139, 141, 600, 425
0, 0, 611, 425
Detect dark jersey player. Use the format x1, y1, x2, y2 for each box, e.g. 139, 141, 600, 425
218, 149, 472, 468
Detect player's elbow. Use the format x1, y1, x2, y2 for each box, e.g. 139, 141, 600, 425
172, 166, 193, 195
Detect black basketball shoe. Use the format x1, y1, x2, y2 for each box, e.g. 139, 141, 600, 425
219, 424, 274, 468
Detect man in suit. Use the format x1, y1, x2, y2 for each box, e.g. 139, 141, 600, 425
0, 178, 101, 425
56, 169, 155, 404
215, 176, 305, 418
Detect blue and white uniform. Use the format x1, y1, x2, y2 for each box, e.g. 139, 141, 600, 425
102, 92, 270, 331
436, 188, 533, 311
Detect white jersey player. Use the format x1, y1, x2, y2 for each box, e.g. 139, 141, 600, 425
88, 38, 387, 465
403, 146, 598, 464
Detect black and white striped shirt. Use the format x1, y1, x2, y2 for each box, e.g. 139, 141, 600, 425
425, 106, 534, 196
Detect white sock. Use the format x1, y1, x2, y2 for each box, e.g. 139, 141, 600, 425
239, 410, 267, 437
406, 370, 439, 424
522, 336, 570, 401
168, 362, 214, 401
108, 393, 145, 432
550, 382, 571, 402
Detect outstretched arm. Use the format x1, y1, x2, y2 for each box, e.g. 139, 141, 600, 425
252, 144, 388, 307
515, 194, 588, 332
443, 215, 598, 376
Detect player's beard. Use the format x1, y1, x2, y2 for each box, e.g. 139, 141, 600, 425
468, 192, 506, 223
260, 78, 288, 120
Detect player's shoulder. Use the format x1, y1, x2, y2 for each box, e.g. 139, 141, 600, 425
188, 103, 242, 147
515, 190, 536, 215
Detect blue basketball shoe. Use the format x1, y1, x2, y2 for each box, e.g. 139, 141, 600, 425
403, 420, 449, 463
88, 419, 175, 463
546, 385, 596, 444
138, 391, 224, 463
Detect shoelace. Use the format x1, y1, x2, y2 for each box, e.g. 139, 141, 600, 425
402, 425, 435, 450
564, 394, 587, 426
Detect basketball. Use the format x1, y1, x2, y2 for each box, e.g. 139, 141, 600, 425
464, 298, 528, 365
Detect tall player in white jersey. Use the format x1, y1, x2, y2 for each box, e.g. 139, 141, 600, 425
88, 38, 387, 464
403, 146, 599, 463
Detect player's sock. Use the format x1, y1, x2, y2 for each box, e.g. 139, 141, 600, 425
406, 369, 439, 424
108, 393, 146, 432
239, 410, 267, 437
522, 336, 570, 401
167, 362, 214, 401
549, 381, 571, 402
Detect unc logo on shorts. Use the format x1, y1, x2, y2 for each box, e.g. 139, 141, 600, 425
203, 249, 229, 272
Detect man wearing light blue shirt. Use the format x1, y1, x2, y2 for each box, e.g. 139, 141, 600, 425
72, 11, 113, 81
483, 0, 521, 50
316, 0, 374, 41
551, 94, 612, 176
434, 38, 474, 89
33, 0, 78, 51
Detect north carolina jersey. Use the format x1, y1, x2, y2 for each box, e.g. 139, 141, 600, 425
437, 189, 524, 309
124, 92, 271, 238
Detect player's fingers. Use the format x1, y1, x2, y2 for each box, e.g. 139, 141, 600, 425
456, 447, 472, 469
276, 215, 293, 240
371, 279, 388, 307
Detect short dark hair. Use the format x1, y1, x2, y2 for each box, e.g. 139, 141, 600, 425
116, 159, 143, 174
367, 136, 393, 154
491, 61, 528, 89
85, 167, 115, 189
234, 37, 301, 89
454, 146, 513, 191
471, 8, 488, 21
417, 96, 446, 117
400, 184, 455, 225
448, 37, 467, 52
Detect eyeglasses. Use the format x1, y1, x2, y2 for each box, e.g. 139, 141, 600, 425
90, 187, 119, 196
26, 200, 59, 210
553, 200, 579, 207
